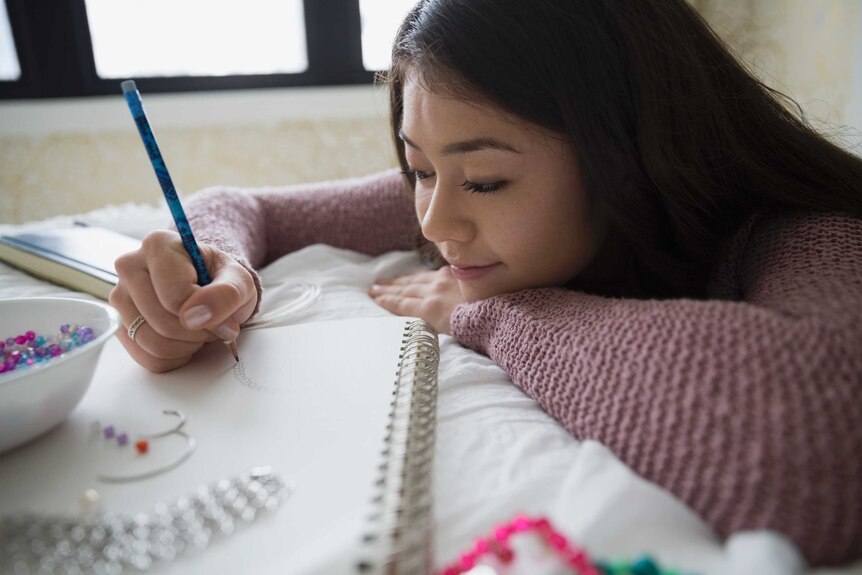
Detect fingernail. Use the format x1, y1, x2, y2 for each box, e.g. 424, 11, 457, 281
214, 324, 238, 341
183, 305, 212, 328
369, 284, 380, 292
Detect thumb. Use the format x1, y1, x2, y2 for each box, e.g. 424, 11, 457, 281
178, 253, 257, 334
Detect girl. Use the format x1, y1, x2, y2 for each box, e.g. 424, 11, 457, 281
110, 0, 862, 566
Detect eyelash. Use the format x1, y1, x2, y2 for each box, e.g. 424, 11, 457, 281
401, 169, 434, 181
461, 179, 505, 194
401, 170, 506, 194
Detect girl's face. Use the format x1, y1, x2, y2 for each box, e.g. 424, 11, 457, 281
402, 76, 607, 302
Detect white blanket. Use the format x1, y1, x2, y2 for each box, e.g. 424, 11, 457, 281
1, 203, 859, 575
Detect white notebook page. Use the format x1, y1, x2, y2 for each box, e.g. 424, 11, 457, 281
0, 315, 420, 574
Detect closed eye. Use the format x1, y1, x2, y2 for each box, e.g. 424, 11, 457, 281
401, 169, 435, 181
461, 179, 506, 194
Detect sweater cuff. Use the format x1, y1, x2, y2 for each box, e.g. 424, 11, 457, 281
450, 296, 510, 355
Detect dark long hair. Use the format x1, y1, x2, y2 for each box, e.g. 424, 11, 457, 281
382, 0, 862, 297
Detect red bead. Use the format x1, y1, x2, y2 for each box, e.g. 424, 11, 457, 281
472, 538, 490, 555
441, 567, 460, 575
458, 551, 477, 570
566, 549, 590, 568
533, 516, 551, 531
135, 440, 149, 454
512, 515, 531, 532
547, 532, 569, 551
496, 545, 514, 563
15, 335, 26, 345
493, 523, 515, 542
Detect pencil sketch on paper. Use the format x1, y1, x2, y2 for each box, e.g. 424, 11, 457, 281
233, 360, 284, 394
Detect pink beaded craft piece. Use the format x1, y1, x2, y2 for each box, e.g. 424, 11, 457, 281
0, 324, 96, 374
438, 514, 694, 575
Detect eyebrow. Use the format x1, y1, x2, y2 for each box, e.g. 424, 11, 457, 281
398, 129, 521, 155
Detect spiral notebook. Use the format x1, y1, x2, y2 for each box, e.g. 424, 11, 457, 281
0, 315, 439, 575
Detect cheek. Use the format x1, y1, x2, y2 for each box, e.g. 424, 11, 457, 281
506, 195, 596, 274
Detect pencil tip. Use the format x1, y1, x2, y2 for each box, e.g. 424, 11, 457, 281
224, 339, 240, 363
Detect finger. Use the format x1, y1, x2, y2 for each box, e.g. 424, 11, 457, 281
369, 282, 428, 299
114, 327, 198, 373
109, 285, 212, 359
140, 230, 207, 314
112, 258, 212, 344
370, 292, 424, 317
178, 253, 257, 335
377, 269, 441, 285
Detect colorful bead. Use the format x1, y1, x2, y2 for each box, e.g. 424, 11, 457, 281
80, 488, 100, 510
117, 433, 129, 446
135, 440, 149, 454
631, 557, 661, 575
0, 324, 97, 376
103, 426, 115, 439
437, 515, 694, 575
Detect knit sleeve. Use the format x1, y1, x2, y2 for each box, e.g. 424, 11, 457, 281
450, 212, 862, 566
183, 169, 417, 314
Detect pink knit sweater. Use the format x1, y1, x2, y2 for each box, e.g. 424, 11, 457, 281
185, 169, 862, 566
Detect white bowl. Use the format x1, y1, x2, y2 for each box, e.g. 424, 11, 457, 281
0, 297, 120, 454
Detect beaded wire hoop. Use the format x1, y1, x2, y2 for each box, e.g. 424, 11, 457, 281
439, 515, 697, 575
96, 410, 196, 483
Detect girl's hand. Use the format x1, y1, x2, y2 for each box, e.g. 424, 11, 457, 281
108, 230, 258, 372
368, 266, 466, 334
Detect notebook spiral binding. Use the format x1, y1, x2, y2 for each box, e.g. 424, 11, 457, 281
357, 319, 440, 575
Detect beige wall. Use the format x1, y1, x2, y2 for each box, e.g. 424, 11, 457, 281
1, 1, 860, 225
693, 0, 862, 148
0, 86, 398, 224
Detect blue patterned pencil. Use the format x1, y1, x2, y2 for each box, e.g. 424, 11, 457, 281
121, 79, 239, 362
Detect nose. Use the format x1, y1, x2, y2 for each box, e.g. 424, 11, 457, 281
418, 183, 475, 245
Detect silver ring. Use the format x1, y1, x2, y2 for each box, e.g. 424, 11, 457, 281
127, 314, 147, 341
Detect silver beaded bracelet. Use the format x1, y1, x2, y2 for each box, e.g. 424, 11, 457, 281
0, 466, 289, 574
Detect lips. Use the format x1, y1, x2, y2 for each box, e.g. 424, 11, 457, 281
448, 262, 501, 281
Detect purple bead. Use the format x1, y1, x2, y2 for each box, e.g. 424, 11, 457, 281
5, 338, 14, 346
117, 433, 129, 446
60, 324, 69, 334
103, 425, 115, 439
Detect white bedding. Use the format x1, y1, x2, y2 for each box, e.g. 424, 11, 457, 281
1, 203, 859, 575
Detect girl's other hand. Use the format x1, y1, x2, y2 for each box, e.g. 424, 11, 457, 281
108, 230, 257, 372
369, 266, 466, 334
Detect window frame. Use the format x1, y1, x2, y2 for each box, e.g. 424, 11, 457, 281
0, 0, 376, 100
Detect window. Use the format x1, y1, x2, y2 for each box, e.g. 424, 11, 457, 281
359, 0, 416, 71
0, 0, 379, 100
0, 0, 19, 80
85, 0, 307, 79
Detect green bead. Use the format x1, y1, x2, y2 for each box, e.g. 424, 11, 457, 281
593, 561, 612, 575
631, 556, 661, 575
